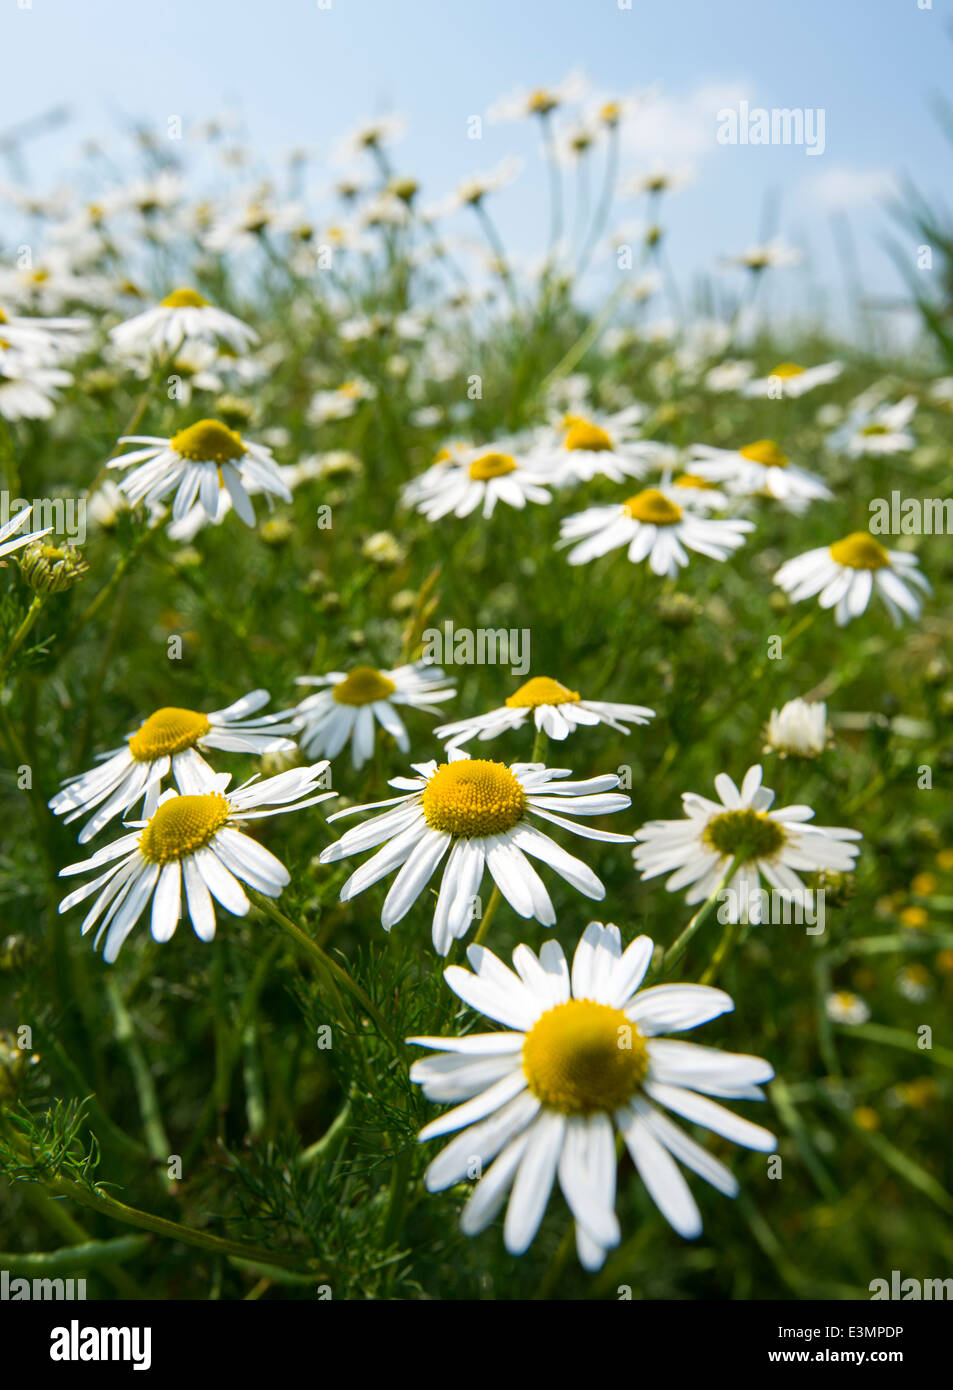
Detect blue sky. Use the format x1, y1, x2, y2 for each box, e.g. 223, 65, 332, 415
2, 0, 951, 332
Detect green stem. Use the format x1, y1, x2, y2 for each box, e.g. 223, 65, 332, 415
105, 978, 173, 1191
250, 891, 401, 1052
661, 859, 738, 975
0, 593, 45, 677
472, 884, 502, 947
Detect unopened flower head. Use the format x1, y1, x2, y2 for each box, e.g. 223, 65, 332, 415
764, 698, 830, 759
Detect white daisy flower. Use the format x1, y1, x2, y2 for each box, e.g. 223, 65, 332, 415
763, 699, 830, 760
825, 990, 870, 1026
107, 417, 292, 526
109, 288, 257, 358
558, 485, 754, 577
633, 764, 861, 924
686, 439, 832, 512
488, 72, 587, 123
424, 157, 525, 218
49, 690, 298, 843
774, 533, 930, 627
319, 751, 632, 954
0, 503, 54, 560
0, 355, 72, 421
743, 360, 843, 399
531, 407, 664, 487
827, 396, 916, 457
409, 922, 776, 1267
307, 379, 376, 425
435, 676, 654, 749
293, 662, 456, 770
0, 305, 89, 363
57, 763, 335, 963
703, 359, 753, 393
721, 239, 802, 272
403, 441, 551, 522
627, 164, 694, 197
667, 474, 730, 511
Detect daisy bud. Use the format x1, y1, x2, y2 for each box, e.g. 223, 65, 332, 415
362, 531, 407, 567
764, 697, 830, 759
19, 541, 88, 595
656, 592, 698, 627
214, 393, 255, 427
812, 870, 857, 907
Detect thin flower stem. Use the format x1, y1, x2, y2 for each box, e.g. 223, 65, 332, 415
0, 593, 44, 678
105, 978, 173, 1191
472, 201, 519, 310
660, 858, 738, 975
250, 890, 402, 1052
472, 884, 502, 946
699, 913, 742, 986
530, 724, 549, 764
532, 1221, 574, 1299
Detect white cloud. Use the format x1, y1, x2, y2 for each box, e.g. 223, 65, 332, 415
620, 82, 750, 162
804, 165, 896, 209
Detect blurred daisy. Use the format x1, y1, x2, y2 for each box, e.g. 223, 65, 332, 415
410, 922, 775, 1266
763, 698, 830, 759
489, 72, 587, 123
704, 359, 753, 393
825, 990, 870, 1025
627, 165, 693, 197
108, 417, 292, 526
110, 289, 257, 357
57, 763, 334, 963
827, 396, 916, 457
0, 503, 53, 560
0, 306, 89, 362
435, 676, 654, 748
559, 486, 754, 577
722, 239, 801, 272
424, 159, 525, 216
319, 751, 632, 954
333, 113, 407, 165
403, 441, 551, 521
49, 689, 299, 843
0, 355, 72, 421
633, 764, 861, 923
293, 662, 456, 769
307, 379, 376, 425
744, 360, 842, 399
774, 533, 930, 627
686, 439, 832, 511
532, 407, 663, 486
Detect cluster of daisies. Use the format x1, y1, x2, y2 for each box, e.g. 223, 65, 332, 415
398, 397, 931, 625
46, 650, 864, 1267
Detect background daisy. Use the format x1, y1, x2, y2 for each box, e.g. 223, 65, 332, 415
293, 661, 456, 769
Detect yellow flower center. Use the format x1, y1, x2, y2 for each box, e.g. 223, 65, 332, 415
703, 809, 786, 861
139, 793, 230, 864
332, 666, 397, 706
505, 676, 580, 710
161, 287, 210, 309
769, 362, 805, 378
528, 89, 558, 115
421, 760, 526, 838
0, 308, 7, 324
522, 999, 647, 1115
860, 423, 889, 436
468, 452, 517, 481
674, 474, 717, 490
739, 439, 788, 468
564, 417, 613, 452
170, 419, 245, 463
599, 101, 621, 126
129, 707, 212, 762
622, 489, 682, 525
828, 533, 889, 570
